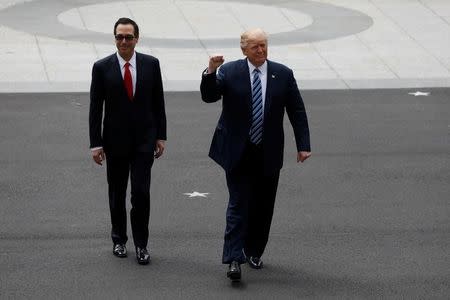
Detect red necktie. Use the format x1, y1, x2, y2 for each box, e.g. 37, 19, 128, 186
124, 62, 133, 100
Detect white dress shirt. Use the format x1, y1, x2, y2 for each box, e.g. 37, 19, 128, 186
116, 51, 137, 97
248, 60, 267, 117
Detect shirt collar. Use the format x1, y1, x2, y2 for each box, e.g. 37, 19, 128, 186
247, 59, 267, 75
116, 51, 137, 68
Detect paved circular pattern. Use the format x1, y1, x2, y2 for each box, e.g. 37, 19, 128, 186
0, 0, 373, 48
58, 1, 314, 39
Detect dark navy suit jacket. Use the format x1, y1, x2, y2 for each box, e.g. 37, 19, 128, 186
200, 59, 310, 174
89, 52, 166, 156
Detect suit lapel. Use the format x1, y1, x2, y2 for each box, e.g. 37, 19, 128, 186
264, 60, 275, 121
241, 58, 252, 110
110, 54, 128, 99
134, 52, 143, 100
111, 54, 122, 81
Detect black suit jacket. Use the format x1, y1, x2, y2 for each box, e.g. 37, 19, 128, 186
200, 59, 310, 174
89, 52, 166, 156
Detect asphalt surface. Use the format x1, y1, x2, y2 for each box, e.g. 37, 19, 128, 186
1, 89, 449, 299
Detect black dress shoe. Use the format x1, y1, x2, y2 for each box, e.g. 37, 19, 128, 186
227, 261, 241, 282
246, 256, 263, 269
242, 249, 263, 269
136, 247, 150, 265
113, 244, 127, 257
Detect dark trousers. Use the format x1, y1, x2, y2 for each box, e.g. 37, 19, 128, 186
106, 152, 154, 248
222, 142, 280, 264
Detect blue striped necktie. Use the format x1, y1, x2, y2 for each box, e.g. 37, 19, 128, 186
250, 68, 263, 144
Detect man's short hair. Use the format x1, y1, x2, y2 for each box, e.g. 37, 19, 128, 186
240, 28, 267, 49
114, 17, 139, 38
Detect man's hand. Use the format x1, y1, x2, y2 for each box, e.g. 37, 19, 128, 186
154, 140, 165, 159
208, 55, 225, 74
297, 151, 311, 163
92, 148, 105, 165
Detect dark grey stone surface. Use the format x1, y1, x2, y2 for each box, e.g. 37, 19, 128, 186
0, 90, 449, 299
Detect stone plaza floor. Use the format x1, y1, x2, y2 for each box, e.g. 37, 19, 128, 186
0, 0, 450, 92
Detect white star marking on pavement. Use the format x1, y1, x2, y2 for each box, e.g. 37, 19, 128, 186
183, 191, 209, 198
408, 91, 430, 96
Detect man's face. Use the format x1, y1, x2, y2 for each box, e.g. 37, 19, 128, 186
115, 24, 138, 59
242, 36, 267, 67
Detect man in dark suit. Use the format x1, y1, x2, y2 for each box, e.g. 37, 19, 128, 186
200, 28, 311, 281
89, 17, 166, 265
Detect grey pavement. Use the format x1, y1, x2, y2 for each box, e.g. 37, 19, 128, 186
1, 0, 450, 91
1, 90, 449, 298
1, 0, 450, 298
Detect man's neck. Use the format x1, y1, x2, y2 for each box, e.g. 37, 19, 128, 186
247, 59, 267, 70
118, 51, 135, 62
247, 59, 266, 68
